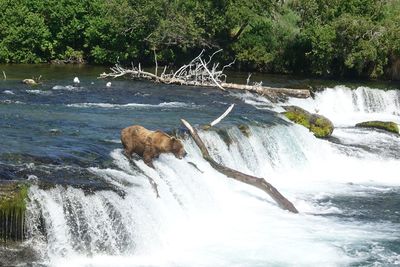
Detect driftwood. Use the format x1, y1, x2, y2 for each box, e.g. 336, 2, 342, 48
180, 107, 298, 213
99, 50, 310, 102
202, 104, 235, 130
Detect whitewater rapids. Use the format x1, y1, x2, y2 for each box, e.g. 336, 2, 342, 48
22, 85, 400, 267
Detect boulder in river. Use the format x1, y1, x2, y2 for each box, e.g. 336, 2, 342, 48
355, 121, 399, 134
22, 79, 37, 86
238, 124, 251, 137
282, 106, 334, 138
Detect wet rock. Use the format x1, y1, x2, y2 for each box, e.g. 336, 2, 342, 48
238, 124, 251, 138
22, 79, 37, 86
49, 128, 61, 135
282, 106, 334, 138
216, 129, 233, 146
355, 121, 399, 134
0, 244, 39, 266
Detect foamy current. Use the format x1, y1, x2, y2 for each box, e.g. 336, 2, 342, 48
19, 85, 400, 266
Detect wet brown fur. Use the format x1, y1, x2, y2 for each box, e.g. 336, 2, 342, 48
121, 125, 186, 168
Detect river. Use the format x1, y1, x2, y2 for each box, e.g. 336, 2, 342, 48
0, 65, 399, 266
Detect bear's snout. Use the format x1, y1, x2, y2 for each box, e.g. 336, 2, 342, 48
175, 150, 187, 159
179, 151, 187, 159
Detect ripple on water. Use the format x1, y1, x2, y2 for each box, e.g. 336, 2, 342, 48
2, 90, 15, 95
26, 90, 52, 95
66, 102, 200, 109
52, 85, 81, 91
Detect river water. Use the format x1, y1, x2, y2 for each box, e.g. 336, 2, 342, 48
0, 65, 399, 266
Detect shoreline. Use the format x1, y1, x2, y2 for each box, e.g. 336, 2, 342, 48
1, 63, 400, 91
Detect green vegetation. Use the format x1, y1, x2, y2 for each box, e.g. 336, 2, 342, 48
0, 0, 399, 79
0, 182, 29, 242
0, 183, 28, 215
283, 106, 334, 138
355, 121, 399, 134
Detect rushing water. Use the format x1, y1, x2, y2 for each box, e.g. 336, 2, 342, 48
0, 65, 400, 266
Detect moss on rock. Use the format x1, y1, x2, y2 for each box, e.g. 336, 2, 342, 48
282, 106, 334, 138
355, 121, 399, 134
238, 124, 251, 138
0, 182, 29, 242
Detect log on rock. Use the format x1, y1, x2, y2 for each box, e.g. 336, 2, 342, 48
181, 119, 298, 213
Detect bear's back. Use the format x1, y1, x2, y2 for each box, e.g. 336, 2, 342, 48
148, 131, 174, 151
121, 125, 154, 156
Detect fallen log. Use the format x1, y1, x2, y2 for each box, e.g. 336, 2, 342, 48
99, 50, 310, 102
220, 82, 311, 100
180, 118, 298, 213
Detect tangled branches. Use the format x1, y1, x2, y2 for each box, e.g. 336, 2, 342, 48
99, 50, 310, 101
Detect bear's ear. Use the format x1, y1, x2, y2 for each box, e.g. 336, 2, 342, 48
171, 137, 177, 141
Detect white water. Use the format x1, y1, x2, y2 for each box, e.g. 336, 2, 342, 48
25, 86, 400, 266
286, 85, 400, 126
52, 85, 80, 91
3, 90, 15, 95
67, 102, 200, 109
26, 89, 52, 95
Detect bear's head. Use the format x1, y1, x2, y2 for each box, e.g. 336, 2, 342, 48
171, 137, 187, 159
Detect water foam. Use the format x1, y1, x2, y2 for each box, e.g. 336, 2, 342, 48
52, 85, 80, 91
19, 84, 400, 266
25, 122, 400, 266
26, 89, 52, 95
286, 86, 400, 126
2, 90, 15, 95
67, 102, 199, 109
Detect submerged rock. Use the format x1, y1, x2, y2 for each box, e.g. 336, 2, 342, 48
282, 106, 334, 138
0, 244, 38, 266
216, 129, 233, 146
22, 79, 37, 86
238, 124, 251, 137
355, 121, 399, 134
49, 128, 61, 135
0, 181, 29, 242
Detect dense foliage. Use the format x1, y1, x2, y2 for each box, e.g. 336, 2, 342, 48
0, 0, 399, 79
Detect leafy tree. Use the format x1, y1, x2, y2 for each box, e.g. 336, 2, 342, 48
0, 1, 51, 63
0, 0, 399, 79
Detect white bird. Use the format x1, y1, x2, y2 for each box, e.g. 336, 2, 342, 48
106, 82, 112, 87
73, 77, 80, 85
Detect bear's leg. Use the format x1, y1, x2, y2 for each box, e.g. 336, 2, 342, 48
124, 148, 132, 159
143, 146, 156, 168
121, 137, 132, 159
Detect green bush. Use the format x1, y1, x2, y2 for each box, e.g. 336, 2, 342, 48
0, 0, 399, 79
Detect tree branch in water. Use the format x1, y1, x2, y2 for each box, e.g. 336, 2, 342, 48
99, 50, 310, 102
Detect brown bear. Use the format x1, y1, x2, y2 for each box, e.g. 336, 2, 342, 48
121, 125, 187, 168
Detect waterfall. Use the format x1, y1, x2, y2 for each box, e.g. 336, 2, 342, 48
286, 86, 400, 126
23, 116, 400, 266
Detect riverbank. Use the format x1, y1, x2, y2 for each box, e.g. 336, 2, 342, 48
1, 64, 400, 93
